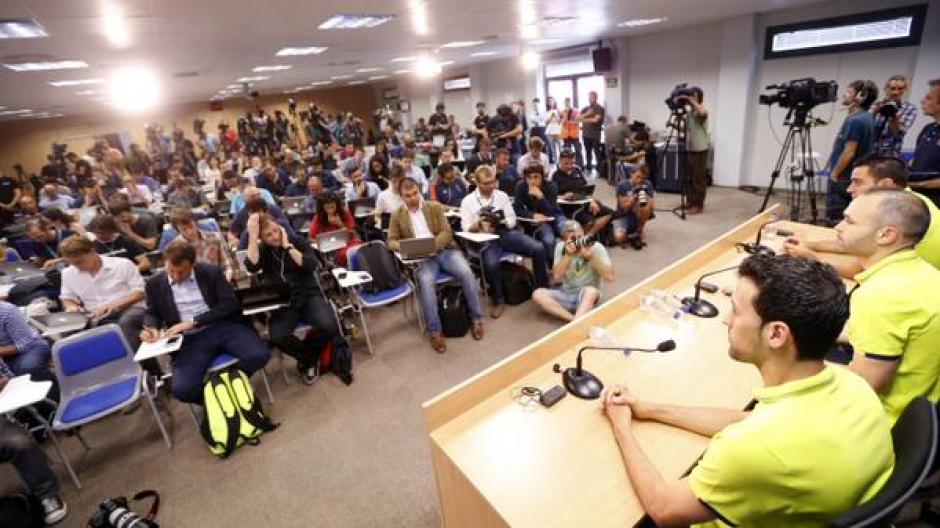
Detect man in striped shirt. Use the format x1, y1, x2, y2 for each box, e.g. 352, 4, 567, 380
873, 75, 918, 158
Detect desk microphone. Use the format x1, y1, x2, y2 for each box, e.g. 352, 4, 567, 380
737, 219, 782, 257
681, 265, 740, 318
552, 340, 676, 400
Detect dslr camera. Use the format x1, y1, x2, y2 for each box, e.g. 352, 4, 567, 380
571, 235, 595, 249
635, 188, 649, 207
759, 78, 838, 111
88, 492, 160, 528
478, 206, 507, 233
877, 100, 899, 118
665, 83, 699, 112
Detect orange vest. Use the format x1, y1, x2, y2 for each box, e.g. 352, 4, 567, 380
560, 108, 580, 140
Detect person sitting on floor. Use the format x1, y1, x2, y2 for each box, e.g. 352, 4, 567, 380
139, 240, 270, 403
245, 213, 351, 385
532, 221, 614, 322
388, 177, 485, 352
613, 165, 656, 250
308, 192, 361, 267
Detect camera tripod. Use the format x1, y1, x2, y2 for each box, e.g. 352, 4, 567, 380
759, 107, 819, 223
662, 109, 689, 220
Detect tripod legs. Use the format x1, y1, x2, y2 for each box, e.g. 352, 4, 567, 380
760, 124, 818, 223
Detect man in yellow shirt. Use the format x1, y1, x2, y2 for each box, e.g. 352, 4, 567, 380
785, 155, 940, 275
834, 189, 940, 422
603, 254, 894, 527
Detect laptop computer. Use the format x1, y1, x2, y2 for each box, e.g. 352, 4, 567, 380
234, 281, 291, 311
31, 312, 89, 334
347, 198, 376, 219
399, 237, 437, 260
567, 184, 596, 201
280, 196, 307, 215
0, 262, 44, 282
316, 230, 349, 253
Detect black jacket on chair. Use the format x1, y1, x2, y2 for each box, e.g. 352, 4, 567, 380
142, 263, 242, 330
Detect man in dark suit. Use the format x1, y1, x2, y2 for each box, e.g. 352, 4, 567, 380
139, 240, 269, 403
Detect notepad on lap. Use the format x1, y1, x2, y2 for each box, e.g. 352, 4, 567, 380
135, 335, 184, 362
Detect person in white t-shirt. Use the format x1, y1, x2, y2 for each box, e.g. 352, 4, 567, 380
517, 136, 551, 173
374, 164, 406, 227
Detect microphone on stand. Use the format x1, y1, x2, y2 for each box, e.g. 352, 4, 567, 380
681, 265, 740, 318
737, 219, 796, 257
552, 340, 677, 400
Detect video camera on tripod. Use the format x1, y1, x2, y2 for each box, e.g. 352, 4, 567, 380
758, 78, 838, 113
664, 83, 699, 113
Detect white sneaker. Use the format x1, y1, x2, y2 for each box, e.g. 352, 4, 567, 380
41, 496, 67, 525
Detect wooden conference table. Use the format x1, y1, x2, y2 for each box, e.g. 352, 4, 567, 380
422, 205, 851, 528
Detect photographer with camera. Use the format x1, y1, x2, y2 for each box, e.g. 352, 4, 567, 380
613, 165, 656, 250
826, 79, 878, 222
670, 85, 710, 214
872, 75, 917, 158
487, 104, 524, 155
531, 220, 614, 322
460, 165, 548, 318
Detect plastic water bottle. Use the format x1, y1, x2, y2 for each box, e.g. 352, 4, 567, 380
589, 326, 624, 347
640, 290, 687, 323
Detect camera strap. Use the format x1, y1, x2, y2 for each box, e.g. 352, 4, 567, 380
130, 490, 160, 521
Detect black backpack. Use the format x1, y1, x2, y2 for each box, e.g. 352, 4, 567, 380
438, 286, 471, 337
355, 243, 404, 294
500, 262, 534, 305
0, 493, 43, 528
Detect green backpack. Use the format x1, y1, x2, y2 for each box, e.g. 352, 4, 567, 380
199, 366, 278, 458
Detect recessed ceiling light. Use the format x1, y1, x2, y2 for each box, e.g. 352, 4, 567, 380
109, 66, 161, 113
348, 80, 366, 85
356, 67, 382, 73
331, 75, 352, 80
3, 60, 88, 72
440, 40, 485, 48
318, 14, 394, 30
531, 38, 562, 45
236, 76, 270, 83
0, 20, 48, 39
390, 56, 414, 62
617, 17, 667, 27
102, 5, 130, 47
470, 51, 498, 57
415, 55, 441, 77
253, 65, 292, 72
76, 90, 98, 96
49, 78, 105, 87
368, 75, 389, 80
521, 51, 540, 70
275, 46, 328, 56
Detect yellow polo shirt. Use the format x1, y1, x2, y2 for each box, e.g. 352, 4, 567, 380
690, 365, 894, 528
910, 189, 940, 270
849, 249, 940, 422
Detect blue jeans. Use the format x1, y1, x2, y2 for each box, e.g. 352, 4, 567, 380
531, 222, 558, 267
6, 340, 51, 376
827, 178, 851, 222
483, 230, 549, 304
0, 420, 58, 500
170, 321, 270, 404
416, 249, 484, 334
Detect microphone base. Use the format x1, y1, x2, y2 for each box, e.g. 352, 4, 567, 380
561, 368, 604, 400
741, 243, 775, 257
681, 297, 719, 318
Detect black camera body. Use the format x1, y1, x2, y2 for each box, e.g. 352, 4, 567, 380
635, 188, 649, 207
877, 100, 899, 118
665, 83, 699, 112
89, 497, 158, 528
50, 142, 68, 163
759, 78, 838, 111
478, 206, 507, 232
571, 235, 595, 249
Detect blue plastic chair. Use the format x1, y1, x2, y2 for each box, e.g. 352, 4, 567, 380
50, 324, 171, 489
347, 241, 415, 354
4, 247, 21, 262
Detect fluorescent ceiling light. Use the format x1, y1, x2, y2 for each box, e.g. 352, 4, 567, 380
368, 75, 389, 80
771, 17, 914, 52
471, 51, 498, 57
109, 66, 161, 113
520, 25, 539, 39
393, 69, 411, 75
521, 51, 540, 70
617, 17, 667, 28
415, 55, 441, 77
408, 0, 428, 36
236, 76, 269, 82
3, 60, 88, 72
311, 80, 333, 86
49, 78, 105, 87
253, 65, 292, 72
390, 56, 414, 62
102, 4, 130, 47
276, 46, 328, 56
440, 40, 485, 48
331, 75, 352, 80
531, 38, 562, 45
226, 83, 241, 88
356, 67, 382, 73
318, 14, 394, 30
440, 60, 455, 66
76, 90, 98, 95
0, 109, 33, 116
348, 80, 366, 85
0, 20, 48, 39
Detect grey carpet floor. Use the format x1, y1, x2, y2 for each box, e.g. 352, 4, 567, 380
1, 185, 768, 527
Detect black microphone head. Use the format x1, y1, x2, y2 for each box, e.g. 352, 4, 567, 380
657, 339, 676, 352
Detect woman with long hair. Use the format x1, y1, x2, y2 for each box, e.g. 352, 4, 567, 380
544, 96, 562, 164
367, 156, 390, 190
308, 191, 362, 266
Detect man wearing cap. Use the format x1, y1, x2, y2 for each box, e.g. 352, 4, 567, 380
531, 220, 614, 321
